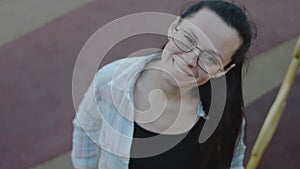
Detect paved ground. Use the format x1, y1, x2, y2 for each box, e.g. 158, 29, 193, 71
0, 0, 299, 169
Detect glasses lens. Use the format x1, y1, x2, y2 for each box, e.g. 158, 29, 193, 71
197, 52, 221, 75
172, 30, 196, 52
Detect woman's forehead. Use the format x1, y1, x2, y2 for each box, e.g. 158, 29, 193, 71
178, 8, 242, 62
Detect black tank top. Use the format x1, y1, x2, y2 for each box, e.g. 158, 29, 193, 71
129, 118, 205, 169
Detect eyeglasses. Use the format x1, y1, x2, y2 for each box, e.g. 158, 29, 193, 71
169, 25, 224, 76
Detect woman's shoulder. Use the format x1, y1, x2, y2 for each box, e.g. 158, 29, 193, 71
94, 57, 133, 87
94, 53, 159, 87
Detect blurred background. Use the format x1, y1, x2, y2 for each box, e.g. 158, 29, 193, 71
0, 0, 299, 168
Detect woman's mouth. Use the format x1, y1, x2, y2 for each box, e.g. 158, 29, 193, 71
172, 58, 196, 77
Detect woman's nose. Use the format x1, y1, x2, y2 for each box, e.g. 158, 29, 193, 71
182, 51, 198, 68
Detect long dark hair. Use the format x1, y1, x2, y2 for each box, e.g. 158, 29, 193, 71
162, 1, 256, 168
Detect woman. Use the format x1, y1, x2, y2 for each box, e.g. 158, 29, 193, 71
72, 1, 256, 169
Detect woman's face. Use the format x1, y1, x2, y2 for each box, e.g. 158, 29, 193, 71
161, 8, 242, 88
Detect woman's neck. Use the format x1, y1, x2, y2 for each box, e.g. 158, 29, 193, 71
139, 58, 199, 104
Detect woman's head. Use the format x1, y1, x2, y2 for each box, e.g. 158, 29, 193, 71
161, 0, 255, 88
179, 0, 254, 66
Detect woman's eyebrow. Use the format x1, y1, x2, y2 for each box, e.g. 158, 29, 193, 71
185, 27, 224, 61
185, 27, 200, 43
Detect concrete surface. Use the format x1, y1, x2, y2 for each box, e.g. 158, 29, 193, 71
0, 0, 93, 46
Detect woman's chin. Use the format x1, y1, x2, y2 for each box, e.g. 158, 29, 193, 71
162, 72, 207, 89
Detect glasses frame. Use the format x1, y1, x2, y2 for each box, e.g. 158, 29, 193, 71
169, 24, 224, 76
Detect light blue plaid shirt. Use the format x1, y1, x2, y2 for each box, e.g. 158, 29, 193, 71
71, 52, 246, 169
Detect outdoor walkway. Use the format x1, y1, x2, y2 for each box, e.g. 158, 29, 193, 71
0, 0, 299, 169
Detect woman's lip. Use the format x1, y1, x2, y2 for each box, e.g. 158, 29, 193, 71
172, 56, 198, 77
173, 58, 191, 76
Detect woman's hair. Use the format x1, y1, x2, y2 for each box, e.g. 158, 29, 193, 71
163, 1, 256, 168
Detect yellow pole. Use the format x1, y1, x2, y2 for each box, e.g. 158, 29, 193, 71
246, 35, 300, 169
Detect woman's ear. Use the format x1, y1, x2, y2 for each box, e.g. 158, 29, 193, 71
210, 64, 236, 78
223, 64, 236, 74
167, 16, 181, 37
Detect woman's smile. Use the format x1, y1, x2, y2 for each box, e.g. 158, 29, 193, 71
171, 55, 199, 78
172, 58, 192, 76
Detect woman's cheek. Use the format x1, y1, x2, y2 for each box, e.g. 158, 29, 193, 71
164, 41, 181, 53
196, 69, 210, 85
162, 42, 179, 63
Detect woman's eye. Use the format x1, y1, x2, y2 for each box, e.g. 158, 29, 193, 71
208, 57, 216, 63
204, 55, 218, 65
183, 34, 194, 44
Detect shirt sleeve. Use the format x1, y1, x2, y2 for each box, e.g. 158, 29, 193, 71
230, 117, 247, 169
71, 78, 102, 169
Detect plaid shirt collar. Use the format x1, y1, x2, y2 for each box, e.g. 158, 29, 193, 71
106, 51, 207, 119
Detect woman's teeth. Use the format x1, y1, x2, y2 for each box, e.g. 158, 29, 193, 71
174, 60, 191, 76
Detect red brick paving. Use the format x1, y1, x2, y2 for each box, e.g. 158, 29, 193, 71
245, 75, 300, 169
0, 0, 299, 168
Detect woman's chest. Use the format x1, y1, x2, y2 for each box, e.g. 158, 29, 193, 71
133, 88, 200, 135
